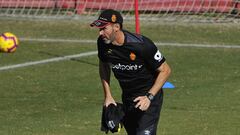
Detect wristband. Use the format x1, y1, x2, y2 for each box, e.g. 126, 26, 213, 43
146, 92, 154, 101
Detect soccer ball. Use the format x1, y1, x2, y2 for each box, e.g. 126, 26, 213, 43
0, 32, 19, 53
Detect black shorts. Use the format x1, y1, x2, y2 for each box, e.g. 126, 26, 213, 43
122, 90, 164, 135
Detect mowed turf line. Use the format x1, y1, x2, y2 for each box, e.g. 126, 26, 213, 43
0, 19, 240, 46
160, 47, 240, 135
0, 41, 239, 135
0, 42, 102, 135
0, 41, 97, 67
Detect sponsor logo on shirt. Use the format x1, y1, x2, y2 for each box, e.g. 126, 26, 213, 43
107, 49, 112, 54
112, 63, 143, 71
154, 50, 163, 62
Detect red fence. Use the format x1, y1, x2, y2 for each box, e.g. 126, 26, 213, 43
0, 0, 239, 14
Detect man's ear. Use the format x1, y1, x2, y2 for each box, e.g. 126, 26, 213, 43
113, 23, 120, 31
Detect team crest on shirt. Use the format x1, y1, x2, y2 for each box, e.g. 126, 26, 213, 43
129, 52, 136, 61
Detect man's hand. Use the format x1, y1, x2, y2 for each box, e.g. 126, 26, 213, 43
134, 96, 151, 111
104, 96, 117, 107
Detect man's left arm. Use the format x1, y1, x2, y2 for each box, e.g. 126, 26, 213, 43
148, 61, 171, 96
134, 61, 171, 111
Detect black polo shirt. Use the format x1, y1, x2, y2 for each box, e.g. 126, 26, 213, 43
97, 30, 165, 99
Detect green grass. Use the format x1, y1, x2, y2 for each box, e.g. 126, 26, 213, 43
1, 19, 240, 45
0, 19, 240, 135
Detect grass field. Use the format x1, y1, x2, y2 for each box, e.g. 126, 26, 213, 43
0, 19, 240, 135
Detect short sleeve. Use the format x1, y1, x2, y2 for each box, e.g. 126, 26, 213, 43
142, 36, 165, 71
97, 37, 108, 62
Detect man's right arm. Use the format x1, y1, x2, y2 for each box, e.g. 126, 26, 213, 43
99, 60, 116, 106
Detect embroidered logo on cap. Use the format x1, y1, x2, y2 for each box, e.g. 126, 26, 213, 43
99, 17, 108, 21
111, 15, 117, 22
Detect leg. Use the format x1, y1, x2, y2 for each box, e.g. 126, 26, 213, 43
122, 109, 140, 135
136, 90, 164, 135
123, 90, 163, 135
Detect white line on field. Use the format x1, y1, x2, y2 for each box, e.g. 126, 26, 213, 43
0, 51, 97, 71
1, 37, 239, 71
20, 38, 95, 44
20, 38, 240, 49
155, 42, 240, 49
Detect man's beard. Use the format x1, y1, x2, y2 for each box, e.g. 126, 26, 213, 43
102, 31, 115, 44
103, 38, 111, 44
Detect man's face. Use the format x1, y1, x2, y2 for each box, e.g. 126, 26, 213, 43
99, 24, 115, 44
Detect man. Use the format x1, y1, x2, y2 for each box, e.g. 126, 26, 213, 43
90, 9, 171, 135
